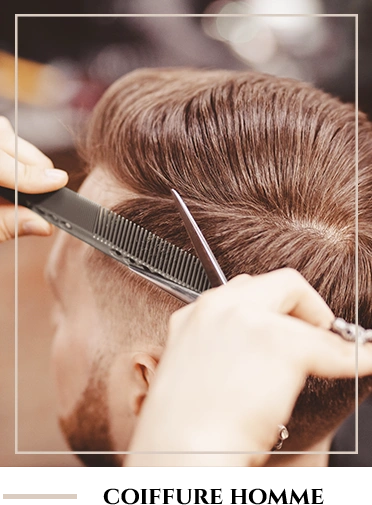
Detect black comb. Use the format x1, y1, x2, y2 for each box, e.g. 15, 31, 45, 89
0, 186, 211, 302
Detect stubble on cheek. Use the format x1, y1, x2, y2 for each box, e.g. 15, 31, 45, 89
59, 361, 122, 467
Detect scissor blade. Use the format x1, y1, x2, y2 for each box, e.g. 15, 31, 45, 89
171, 189, 227, 288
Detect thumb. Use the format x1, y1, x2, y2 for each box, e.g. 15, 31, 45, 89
0, 150, 68, 193
0, 205, 52, 242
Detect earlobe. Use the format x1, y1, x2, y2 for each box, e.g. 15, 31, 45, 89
131, 353, 158, 416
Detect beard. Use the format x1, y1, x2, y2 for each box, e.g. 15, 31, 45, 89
58, 354, 372, 459
59, 360, 122, 467
282, 375, 372, 451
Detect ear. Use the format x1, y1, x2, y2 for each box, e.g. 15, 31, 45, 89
130, 353, 158, 417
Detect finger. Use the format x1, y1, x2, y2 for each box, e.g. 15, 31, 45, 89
224, 270, 334, 329
275, 315, 372, 378
167, 303, 197, 345
0, 116, 53, 167
307, 334, 372, 378
0, 150, 68, 193
0, 205, 52, 242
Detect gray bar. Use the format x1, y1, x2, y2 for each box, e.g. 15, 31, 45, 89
0, 488, 80, 505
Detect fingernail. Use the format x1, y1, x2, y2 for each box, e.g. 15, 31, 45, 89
44, 168, 68, 182
22, 220, 52, 235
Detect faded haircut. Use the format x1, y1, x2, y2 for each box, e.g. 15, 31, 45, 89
82, 68, 372, 449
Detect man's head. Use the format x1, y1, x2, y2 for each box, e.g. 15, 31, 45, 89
47, 68, 372, 464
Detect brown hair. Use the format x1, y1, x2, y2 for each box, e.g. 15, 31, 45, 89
83, 68, 372, 449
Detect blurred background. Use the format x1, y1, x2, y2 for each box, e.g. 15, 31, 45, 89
0, 0, 371, 467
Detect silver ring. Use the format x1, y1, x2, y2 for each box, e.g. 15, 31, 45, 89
272, 424, 289, 451
330, 318, 372, 344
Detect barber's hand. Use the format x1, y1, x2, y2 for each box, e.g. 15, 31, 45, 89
0, 116, 68, 242
127, 269, 372, 466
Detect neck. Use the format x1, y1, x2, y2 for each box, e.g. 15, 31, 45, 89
264, 436, 332, 467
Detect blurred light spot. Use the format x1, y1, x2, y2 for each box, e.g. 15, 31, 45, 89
248, 0, 323, 15
231, 23, 277, 64
228, 17, 260, 45
201, 0, 328, 80
202, 0, 232, 41
247, 0, 324, 40
0, 51, 73, 107
88, 44, 130, 83
215, 2, 249, 42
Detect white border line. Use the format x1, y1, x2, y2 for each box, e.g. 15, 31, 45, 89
17, 13, 356, 17
354, 13, 359, 454
15, 13, 359, 456
14, 13, 19, 456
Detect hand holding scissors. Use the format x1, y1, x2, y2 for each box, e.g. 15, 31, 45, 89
126, 191, 372, 466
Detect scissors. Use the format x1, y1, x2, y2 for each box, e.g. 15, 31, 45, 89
171, 189, 371, 344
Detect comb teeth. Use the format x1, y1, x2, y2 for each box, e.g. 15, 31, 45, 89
93, 208, 211, 293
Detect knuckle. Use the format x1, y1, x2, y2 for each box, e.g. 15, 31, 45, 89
0, 215, 14, 241
18, 163, 34, 185
0, 116, 13, 132
195, 288, 220, 312
196, 286, 240, 324
228, 273, 251, 287
280, 267, 304, 284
